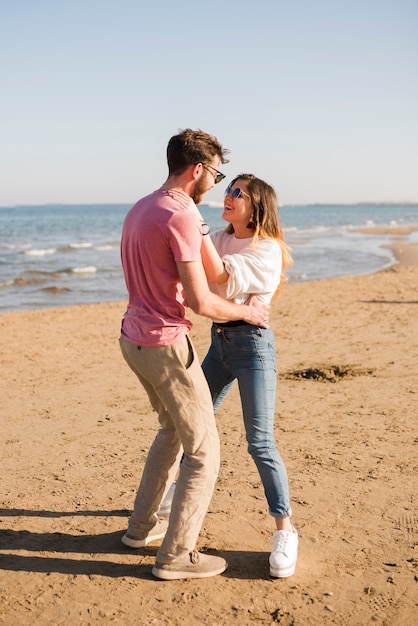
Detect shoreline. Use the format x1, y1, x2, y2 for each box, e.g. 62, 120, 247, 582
2, 225, 418, 316
351, 224, 418, 236
354, 223, 418, 267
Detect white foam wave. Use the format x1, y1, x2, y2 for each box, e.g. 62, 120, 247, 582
95, 244, 116, 251
24, 248, 57, 256
3, 243, 31, 250
69, 242, 93, 249
349, 219, 406, 231
72, 266, 97, 274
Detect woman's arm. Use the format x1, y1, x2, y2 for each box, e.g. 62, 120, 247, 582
220, 240, 282, 300
200, 235, 229, 284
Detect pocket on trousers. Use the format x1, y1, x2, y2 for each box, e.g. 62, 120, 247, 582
184, 334, 195, 369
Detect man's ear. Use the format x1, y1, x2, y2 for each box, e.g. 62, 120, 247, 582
191, 162, 203, 181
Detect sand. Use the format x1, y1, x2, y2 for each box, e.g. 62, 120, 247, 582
1, 229, 417, 625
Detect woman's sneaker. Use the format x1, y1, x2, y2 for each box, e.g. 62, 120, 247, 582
157, 481, 176, 518
152, 550, 227, 580
269, 526, 298, 578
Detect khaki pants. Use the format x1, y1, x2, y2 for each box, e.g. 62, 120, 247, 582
119, 334, 220, 563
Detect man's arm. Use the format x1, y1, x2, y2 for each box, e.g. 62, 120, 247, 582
177, 260, 269, 327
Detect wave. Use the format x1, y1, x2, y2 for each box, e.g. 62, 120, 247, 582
94, 244, 118, 251
41, 286, 71, 293
23, 247, 57, 256
285, 220, 418, 237
0, 276, 47, 288
1, 243, 31, 250
0, 265, 98, 289
69, 242, 93, 249
71, 266, 97, 274
22, 242, 119, 254
46, 265, 98, 275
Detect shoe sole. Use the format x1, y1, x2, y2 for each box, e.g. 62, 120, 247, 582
121, 530, 166, 549
270, 563, 296, 578
152, 562, 227, 580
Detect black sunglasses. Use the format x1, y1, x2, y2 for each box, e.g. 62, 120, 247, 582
202, 163, 226, 184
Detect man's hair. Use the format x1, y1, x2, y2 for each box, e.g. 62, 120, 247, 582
167, 128, 230, 175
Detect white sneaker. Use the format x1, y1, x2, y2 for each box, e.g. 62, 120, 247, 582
269, 526, 298, 578
157, 481, 176, 518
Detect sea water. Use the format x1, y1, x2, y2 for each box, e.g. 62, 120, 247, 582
1, 202, 417, 312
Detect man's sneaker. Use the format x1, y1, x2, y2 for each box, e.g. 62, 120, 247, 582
152, 550, 228, 580
121, 519, 168, 549
269, 526, 298, 578
157, 481, 176, 518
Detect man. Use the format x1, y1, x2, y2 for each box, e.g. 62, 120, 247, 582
119, 128, 270, 580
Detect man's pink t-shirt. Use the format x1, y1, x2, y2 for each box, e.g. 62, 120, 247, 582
120, 189, 202, 347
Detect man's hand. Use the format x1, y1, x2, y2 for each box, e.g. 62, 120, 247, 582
243, 294, 270, 328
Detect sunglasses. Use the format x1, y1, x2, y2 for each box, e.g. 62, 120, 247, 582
202, 163, 226, 184
224, 185, 251, 200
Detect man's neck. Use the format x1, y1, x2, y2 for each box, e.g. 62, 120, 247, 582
160, 174, 193, 197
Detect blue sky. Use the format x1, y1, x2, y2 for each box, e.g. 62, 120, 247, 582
1, 0, 417, 206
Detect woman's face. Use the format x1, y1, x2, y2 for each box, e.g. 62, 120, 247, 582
222, 180, 253, 229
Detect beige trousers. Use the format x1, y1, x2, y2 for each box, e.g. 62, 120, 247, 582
119, 334, 220, 563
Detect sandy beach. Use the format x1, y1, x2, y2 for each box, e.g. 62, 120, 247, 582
1, 229, 417, 625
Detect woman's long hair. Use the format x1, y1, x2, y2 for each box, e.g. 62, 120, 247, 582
225, 173, 293, 297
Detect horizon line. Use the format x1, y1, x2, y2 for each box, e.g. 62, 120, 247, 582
1, 200, 418, 210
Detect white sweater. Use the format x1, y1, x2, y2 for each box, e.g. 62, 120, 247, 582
209, 230, 282, 305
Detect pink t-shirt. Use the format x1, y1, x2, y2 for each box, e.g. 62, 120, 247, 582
120, 189, 202, 347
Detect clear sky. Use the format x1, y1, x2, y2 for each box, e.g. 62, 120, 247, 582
1, 0, 417, 207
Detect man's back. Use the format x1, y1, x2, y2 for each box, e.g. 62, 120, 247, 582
120, 189, 202, 347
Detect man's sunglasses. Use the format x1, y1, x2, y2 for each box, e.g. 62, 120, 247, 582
202, 163, 226, 184
224, 185, 251, 200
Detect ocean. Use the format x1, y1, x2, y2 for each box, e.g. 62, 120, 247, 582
1, 202, 418, 312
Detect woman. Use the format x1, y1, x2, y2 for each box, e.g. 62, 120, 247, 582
160, 174, 298, 577
200, 173, 297, 578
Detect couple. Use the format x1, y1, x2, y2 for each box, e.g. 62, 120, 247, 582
119, 128, 297, 581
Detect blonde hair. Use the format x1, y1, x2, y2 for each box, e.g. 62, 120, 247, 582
225, 174, 293, 297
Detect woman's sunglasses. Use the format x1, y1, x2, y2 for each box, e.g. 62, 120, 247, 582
224, 185, 251, 200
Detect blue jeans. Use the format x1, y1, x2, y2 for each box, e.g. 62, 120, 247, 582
202, 323, 292, 519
